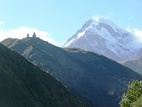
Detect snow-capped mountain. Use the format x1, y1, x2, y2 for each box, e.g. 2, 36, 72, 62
64, 17, 142, 61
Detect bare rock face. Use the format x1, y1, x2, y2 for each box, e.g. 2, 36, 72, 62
64, 17, 142, 61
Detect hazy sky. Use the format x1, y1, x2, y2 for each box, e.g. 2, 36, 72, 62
0, 0, 142, 46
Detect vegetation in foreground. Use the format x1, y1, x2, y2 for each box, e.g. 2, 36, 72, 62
120, 80, 142, 107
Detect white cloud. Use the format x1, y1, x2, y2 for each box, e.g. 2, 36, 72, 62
0, 21, 3, 26
125, 27, 142, 43
0, 26, 57, 45
134, 29, 142, 43
125, 28, 131, 33
92, 16, 108, 21
128, 16, 135, 21
0, 21, 4, 32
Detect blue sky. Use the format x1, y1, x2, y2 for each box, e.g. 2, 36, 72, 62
0, 0, 142, 46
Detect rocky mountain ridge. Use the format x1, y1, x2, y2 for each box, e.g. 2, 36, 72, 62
0, 43, 85, 107
2, 37, 142, 107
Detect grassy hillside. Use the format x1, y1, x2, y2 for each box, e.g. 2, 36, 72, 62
2, 37, 142, 107
121, 56, 142, 75
0, 43, 85, 107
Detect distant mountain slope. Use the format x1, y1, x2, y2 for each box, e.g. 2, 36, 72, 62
137, 47, 142, 57
121, 56, 142, 75
2, 37, 142, 107
0, 43, 85, 107
64, 17, 142, 61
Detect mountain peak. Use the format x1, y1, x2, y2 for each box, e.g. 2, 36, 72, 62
92, 16, 109, 23
80, 17, 112, 30
91, 17, 122, 31
64, 17, 142, 61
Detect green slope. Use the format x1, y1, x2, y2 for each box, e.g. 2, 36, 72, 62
121, 56, 142, 75
2, 37, 142, 107
0, 43, 85, 107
